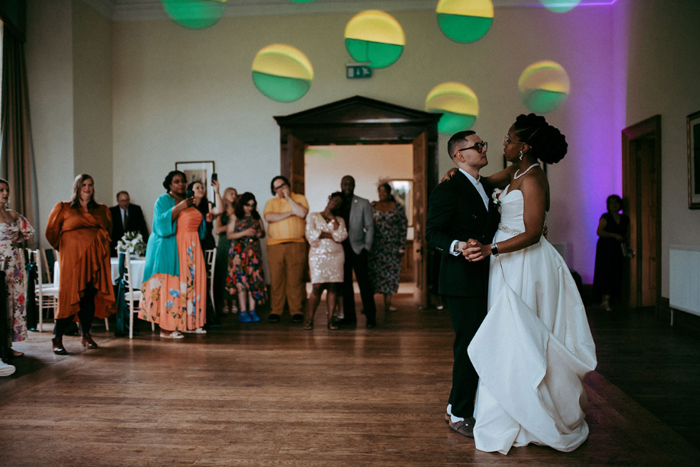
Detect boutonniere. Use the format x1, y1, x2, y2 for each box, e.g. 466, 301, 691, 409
492, 188, 503, 213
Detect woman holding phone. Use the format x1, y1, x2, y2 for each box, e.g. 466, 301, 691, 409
140, 170, 208, 338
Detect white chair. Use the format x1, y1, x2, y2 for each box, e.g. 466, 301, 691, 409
205, 248, 216, 308
123, 253, 152, 339
29, 249, 59, 333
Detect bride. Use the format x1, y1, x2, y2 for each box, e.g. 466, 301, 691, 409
464, 114, 597, 454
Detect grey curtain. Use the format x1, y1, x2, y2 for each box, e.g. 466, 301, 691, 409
1, 27, 39, 246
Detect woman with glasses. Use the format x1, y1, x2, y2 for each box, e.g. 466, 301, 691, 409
462, 114, 596, 454
368, 182, 408, 314
226, 192, 266, 323
139, 170, 206, 339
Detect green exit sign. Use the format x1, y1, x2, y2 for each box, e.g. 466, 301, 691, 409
347, 65, 372, 79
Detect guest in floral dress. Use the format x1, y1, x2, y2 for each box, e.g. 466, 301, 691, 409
303, 192, 347, 331
0, 178, 34, 357
214, 187, 237, 315
46, 174, 116, 354
369, 183, 408, 314
225, 192, 266, 323
139, 171, 207, 339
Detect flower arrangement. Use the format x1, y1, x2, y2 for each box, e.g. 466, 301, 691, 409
117, 232, 146, 257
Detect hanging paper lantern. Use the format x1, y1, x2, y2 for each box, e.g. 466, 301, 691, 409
540, 0, 582, 13
518, 61, 570, 113
425, 82, 479, 133
344, 10, 405, 69
161, 0, 227, 30
436, 0, 494, 43
252, 44, 314, 103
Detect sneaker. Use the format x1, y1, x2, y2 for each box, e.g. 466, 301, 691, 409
291, 314, 304, 324
249, 310, 261, 322
160, 331, 185, 339
267, 314, 281, 323
194, 327, 207, 334
238, 311, 252, 323
0, 359, 16, 377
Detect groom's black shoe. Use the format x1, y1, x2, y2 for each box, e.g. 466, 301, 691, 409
449, 417, 475, 438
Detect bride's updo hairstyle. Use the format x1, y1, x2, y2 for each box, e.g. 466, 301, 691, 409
513, 113, 568, 164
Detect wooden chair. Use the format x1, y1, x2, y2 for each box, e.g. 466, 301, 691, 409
29, 249, 59, 333
124, 253, 152, 339
205, 248, 216, 309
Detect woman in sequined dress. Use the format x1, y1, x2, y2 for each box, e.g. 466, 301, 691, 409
303, 192, 347, 330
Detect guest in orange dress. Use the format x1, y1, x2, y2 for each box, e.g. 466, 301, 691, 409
139, 170, 207, 339
45, 174, 116, 355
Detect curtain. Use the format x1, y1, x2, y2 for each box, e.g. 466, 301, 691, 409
0, 28, 39, 247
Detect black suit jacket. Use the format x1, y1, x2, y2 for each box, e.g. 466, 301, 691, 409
109, 203, 150, 257
425, 171, 500, 298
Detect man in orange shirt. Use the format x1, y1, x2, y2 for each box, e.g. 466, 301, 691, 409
263, 176, 309, 323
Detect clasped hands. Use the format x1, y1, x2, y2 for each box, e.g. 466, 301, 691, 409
457, 239, 489, 262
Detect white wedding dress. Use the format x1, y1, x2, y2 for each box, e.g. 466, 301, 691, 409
467, 185, 597, 455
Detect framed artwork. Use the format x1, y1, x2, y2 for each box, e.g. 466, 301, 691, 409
176, 161, 216, 201
388, 179, 413, 226
688, 110, 700, 209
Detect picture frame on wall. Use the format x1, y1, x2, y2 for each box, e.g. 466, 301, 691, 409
176, 161, 216, 202
688, 111, 700, 209
388, 179, 413, 226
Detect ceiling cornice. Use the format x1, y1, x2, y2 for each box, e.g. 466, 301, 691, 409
81, 0, 616, 23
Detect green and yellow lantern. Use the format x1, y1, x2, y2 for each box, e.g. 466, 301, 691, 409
436, 0, 494, 43
425, 82, 479, 133
344, 10, 405, 69
161, 0, 227, 30
252, 44, 314, 103
518, 61, 570, 113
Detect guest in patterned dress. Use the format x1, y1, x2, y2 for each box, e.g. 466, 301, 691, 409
369, 183, 408, 314
46, 174, 116, 354
226, 192, 267, 323
303, 192, 347, 330
0, 178, 34, 357
214, 187, 237, 315
139, 171, 207, 339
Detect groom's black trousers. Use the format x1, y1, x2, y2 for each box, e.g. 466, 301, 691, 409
446, 295, 488, 419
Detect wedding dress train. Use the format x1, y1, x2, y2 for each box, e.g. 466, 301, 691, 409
467, 186, 597, 455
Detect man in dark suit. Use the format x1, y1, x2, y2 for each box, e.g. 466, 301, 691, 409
337, 175, 377, 328
426, 130, 500, 438
110, 191, 150, 257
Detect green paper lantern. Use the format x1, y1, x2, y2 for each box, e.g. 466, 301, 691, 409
425, 82, 479, 133
436, 0, 494, 43
540, 0, 582, 13
344, 10, 405, 69
252, 44, 314, 103
518, 61, 570, 113
161, 0, 227, 30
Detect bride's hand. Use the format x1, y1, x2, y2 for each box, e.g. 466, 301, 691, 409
464, 240, 488, 262
440, 168, 459, 184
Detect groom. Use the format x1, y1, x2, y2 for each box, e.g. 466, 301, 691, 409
426, 130, 500, 438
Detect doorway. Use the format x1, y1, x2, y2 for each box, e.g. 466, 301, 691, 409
274, 96, 441, 307
622, 115, 662, 309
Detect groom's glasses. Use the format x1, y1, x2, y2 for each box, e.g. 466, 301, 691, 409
458, 141, 488, 154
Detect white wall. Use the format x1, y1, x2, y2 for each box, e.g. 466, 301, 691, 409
108, 7, 618, 282
616, 0, 700, 298
26, 0, 74, 236
304, 144, 413, 214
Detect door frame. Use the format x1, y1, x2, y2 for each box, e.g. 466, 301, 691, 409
274, 96, 441, 308
622, 115, 662, 309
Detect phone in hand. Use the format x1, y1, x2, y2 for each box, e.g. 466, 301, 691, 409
186, 189, 195, 199
211, 173, 218, 183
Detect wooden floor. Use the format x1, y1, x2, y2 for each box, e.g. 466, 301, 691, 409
2, 296, 700, 466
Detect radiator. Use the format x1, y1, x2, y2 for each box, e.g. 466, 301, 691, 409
670, 245, 700, 324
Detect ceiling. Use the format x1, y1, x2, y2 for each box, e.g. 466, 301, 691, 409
82, 0, 616, 22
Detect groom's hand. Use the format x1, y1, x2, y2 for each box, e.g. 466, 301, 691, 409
464, 239, 487, 262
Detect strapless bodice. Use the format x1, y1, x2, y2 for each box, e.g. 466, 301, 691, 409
497, 185, 525, 238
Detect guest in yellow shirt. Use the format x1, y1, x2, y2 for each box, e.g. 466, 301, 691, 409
263, 176, 309, 323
